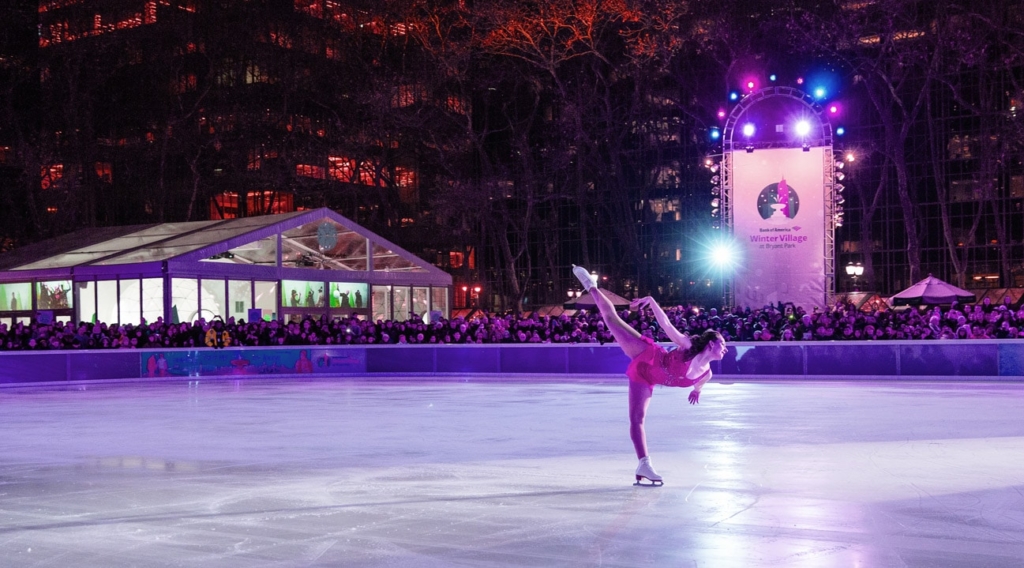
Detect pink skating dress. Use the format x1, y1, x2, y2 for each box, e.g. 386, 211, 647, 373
626, 337, 707, 387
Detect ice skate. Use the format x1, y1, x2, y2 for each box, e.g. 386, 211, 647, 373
572, 265, 598, 291
634, 456, 663, 487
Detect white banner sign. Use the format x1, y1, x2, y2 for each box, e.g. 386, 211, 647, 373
731, 147, 826, 310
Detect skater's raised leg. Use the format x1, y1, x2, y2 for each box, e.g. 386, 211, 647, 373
573, 265, 648, 359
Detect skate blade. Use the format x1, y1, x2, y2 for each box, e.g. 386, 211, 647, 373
633, 478, 664, 487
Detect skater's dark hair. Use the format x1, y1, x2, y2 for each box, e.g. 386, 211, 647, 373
683, 329, 724, 361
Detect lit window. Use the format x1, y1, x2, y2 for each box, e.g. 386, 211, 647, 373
174, 73, 197, 93
358, 161, 381, 186
328, 156, 355, 182
295, 164, 325, 179
247, 149, 262, 171
94, 162, 112, 183
295, 0, 323, 18
446, 95, 468, 114
41, 164, 63, 190
393, 166, 417, 188
393, 84, 421, 108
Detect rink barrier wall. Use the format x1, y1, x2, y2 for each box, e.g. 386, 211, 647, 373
1, 340, 1024, 384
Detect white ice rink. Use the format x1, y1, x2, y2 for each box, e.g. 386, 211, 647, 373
1, 377, 1023, 567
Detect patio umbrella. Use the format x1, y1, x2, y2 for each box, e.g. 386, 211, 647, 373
890, 274, 976, 306
564, 289, 632, 310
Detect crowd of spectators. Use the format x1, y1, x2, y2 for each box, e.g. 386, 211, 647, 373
1, 296, 1022, 351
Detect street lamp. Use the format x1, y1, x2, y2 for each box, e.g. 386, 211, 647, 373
845, 262, 864, 291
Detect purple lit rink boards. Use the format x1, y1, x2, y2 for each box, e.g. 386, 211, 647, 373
2, 378, 1023, 567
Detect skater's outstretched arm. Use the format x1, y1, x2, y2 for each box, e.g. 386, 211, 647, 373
630, 296, 690, 348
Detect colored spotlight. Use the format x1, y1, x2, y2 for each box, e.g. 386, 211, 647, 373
730, 92, 739, 101
769, 74, 777, 82
742, 123, 756, 137
829, 104, 839, 114
717, 109, 726, 119
747, 81, 756, 90
796, 77, 804, 85
795, 120, 811, 136
814, 87, 826, 99
836, 126, 845, 136
710, 128, 721, 140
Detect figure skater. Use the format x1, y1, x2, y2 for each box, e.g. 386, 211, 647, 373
573, 265, 727, 486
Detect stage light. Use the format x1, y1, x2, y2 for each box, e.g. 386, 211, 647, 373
836, 171, 845, 181
718, 110, 726, 119
769, 74, 777, 82
711, 208, 720, 217
814, 87, 826, 99
711, 174, 720, 185
711, 187, 720, 196
845, 152, 855, 162
795, 120, 811, 136
742, 123, 755, 137
730, 92, 739, 101
705, 158, 713, 167
835, 160, 845, 169
747, 81, 756, 90
836, 195, 845, 205
709, 163, 719, 173
802, 143, 810, 152
796, 77, 804, 85
704, 238, 740, 271
829, 105, 839, 114
745, 145, 754, 153
711, 198, 720, 208
836, 127, 845, 136
835, 183, 844, 192
710, 128, 721, 140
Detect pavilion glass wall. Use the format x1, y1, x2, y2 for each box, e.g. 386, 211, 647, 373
118, 279, 142, 325
75, 281, 96, 323
392, 287, 410, 322
254, 281, 277, 321
142, 278, 164, 323
0, 282, 32, 327
411, 287, 429, 320
430, 288, 449, 321
229, 280, 252, 322
370, 285, 449, 322
97, 280, 118, 324
171, 278, 198, 323
371, 286, 390, 321
202, 279, 227, 321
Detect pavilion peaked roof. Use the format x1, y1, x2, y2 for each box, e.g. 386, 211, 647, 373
0, 209, 451, 285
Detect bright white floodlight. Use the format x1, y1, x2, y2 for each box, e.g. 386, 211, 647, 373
742, 123, 756, 137
795, 120, 811, 136
705, 238, 740, 271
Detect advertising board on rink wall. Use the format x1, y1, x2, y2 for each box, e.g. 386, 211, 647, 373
731, 147, 826, 310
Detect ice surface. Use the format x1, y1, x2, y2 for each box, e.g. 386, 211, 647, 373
1, 378, 1023, 567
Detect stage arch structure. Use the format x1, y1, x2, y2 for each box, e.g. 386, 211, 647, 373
720, 87, 838, 310
0, 208, 452, 327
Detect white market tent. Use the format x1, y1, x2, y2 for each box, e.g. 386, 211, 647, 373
0, 208, 452, 326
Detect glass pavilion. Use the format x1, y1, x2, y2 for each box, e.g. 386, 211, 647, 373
0, 208, 452, 326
